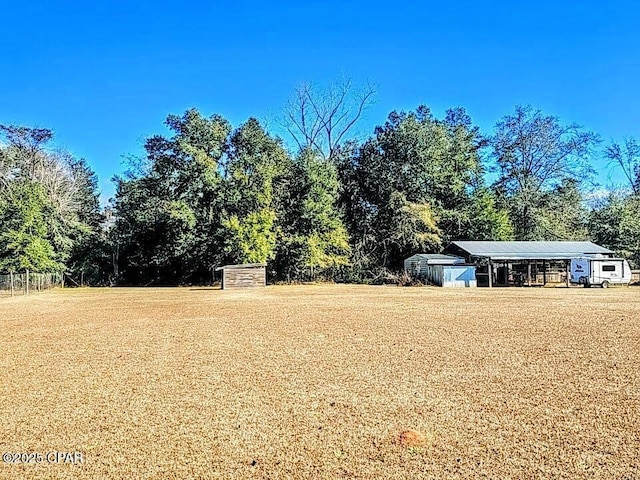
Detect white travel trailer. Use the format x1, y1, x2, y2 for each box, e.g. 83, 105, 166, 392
570, 257, 632, 288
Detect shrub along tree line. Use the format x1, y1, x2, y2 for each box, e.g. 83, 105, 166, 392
2, 88, 639, 284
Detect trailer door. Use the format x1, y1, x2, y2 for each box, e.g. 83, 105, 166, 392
570, 258, 590, 284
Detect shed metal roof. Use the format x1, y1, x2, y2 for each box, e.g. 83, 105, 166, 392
406, 254, 464, 264
448, 241, 613, 260
215, 263, 267, 271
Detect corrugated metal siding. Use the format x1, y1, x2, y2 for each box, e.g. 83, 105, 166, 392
404, 257, 430, 278
405, 256, 476, 287
424, 265, 477, 287
404, 254, 463, 275
441, 265, 477, 287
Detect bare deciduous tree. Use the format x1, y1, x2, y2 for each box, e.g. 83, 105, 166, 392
282, 78, 376, 160
0, 125, 92, 234
490, 105, 600, 240
606, 137, 640, 194
492, 105, 599, 195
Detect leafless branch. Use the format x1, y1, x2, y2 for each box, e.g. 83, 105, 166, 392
280, 78, 376, 160
606, 137, 640, 194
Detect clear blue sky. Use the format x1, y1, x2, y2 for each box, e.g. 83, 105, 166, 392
2, 1, 639, 203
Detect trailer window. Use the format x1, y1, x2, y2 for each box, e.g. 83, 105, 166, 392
602, 265, 616, 272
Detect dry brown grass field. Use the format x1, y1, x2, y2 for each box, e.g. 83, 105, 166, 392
1, 285, 639, 479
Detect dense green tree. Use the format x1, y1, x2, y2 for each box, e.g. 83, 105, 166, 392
0, 125, 102, 275
339, 106, 487, 271
589, 192, 640, 268
355, 106, 480, 207
275, 149, 350, 280
112, 113, 294, 282
537, 179, 589, 240
464, 188, 514, 241
113, 175, 198, 283
222, 209, 277, 264
66, 158, 110, 283
221, 118, 289, 265
0, 180, 62, 272
378, 191, 441, 267
112, 109, 230, 284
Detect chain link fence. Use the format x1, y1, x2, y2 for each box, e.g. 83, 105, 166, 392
0, 272, 64, 297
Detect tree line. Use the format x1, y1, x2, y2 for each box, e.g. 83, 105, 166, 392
2, 84, 639, 284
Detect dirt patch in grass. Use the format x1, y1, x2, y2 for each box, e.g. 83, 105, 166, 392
395, 429, 430, 448
1, 285, 639, 479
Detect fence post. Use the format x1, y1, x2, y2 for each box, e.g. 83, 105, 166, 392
26, 269, 29, 295
10, 272, 14, 297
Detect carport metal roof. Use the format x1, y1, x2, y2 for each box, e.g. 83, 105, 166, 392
448, 241, 613, 261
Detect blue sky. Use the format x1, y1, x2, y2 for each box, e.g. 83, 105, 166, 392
1, 1, 639, 203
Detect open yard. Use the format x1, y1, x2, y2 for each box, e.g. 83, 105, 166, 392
1, 285, 639, 479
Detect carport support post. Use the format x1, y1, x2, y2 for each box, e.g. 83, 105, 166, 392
543, 260, 547, 286
527, 261, 532, 287
10, 272, 14, 297
488, 259, 493, 288
565, 261, 570, 287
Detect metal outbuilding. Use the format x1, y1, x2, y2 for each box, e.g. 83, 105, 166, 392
444, 241, 615, 287
404, 254, 477, 287
214, 263, 267, 289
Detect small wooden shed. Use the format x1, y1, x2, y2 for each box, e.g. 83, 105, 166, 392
215, 263, 267, 289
